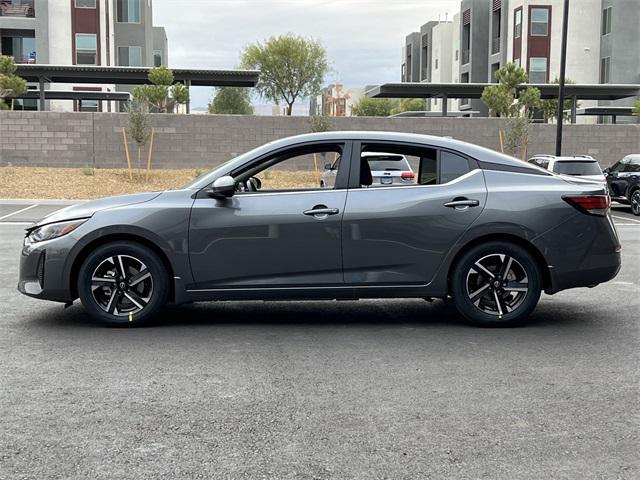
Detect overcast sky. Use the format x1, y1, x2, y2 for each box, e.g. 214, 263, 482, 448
153, 0, 460, 110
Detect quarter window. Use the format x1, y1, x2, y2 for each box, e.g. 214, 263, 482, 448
75, 34, 97, 65
117, 0, 141, 23
530, 8, 549, 36
440, 151, 471, 184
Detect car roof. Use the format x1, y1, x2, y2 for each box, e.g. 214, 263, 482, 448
531, 154, 598, 162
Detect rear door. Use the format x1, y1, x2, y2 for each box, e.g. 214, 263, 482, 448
342, 141, 487, 285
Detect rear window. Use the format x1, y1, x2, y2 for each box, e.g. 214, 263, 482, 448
366, 156, 411, 172
552, 161, 602, 176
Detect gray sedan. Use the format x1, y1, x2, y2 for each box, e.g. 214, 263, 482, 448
18, 131, 620, 327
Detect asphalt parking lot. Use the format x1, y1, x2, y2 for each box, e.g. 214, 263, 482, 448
1, 200, 638, 479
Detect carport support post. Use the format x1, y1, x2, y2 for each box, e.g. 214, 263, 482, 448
38, 76, 45, 111
185, 79, 191, 114
555, 0, 570, 155
570, 95, 577, 124
441, 94, 448, 117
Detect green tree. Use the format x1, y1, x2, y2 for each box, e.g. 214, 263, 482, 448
240, 33, 328, 116
481, 62, 540, 118
539, 77, 578, 121
208, 87, 253, 114
0, 55, 28, 110
390, 98, 425, 115
351, 97, 397, 117
481, 63, 541, 157
634, 98, 640, 117
133, 66, 189, 113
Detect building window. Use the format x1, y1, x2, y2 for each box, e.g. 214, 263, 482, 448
79, 99, 99, 112
75, 0, 96, 8
600, 57, 611, 83
116, 0, 141, 23
514, 9, 522, 38
529, 57, 547, 83
75, 33, 97, 65
455, 49, 459, 61
153, 50, 163, 67
434, 58, 438, 70
491, 7, 502, 54
530, 8, 549, 36
602, 7, 612, 35
118, 46, 142, 66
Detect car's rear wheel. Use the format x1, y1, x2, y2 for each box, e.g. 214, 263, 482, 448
451, 241, 542, 327
77, 242, 168, 326
631, 190, 640, 216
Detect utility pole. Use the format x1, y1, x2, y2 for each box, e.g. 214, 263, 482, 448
555, 0, 570, 155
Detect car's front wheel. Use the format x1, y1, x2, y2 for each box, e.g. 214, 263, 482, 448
450, 241, 542, 327
631, 190, 640, 216
77, 241, 169, 326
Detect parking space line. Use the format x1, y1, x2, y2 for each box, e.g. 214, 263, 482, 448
613, 215, 640, 224
0, 204, 38, 221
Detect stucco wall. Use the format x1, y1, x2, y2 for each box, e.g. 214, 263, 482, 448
0, 112, 638, 169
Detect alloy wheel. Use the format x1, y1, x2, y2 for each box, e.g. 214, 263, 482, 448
631, 191, 640, 216
465, 253, 529, 317
90, 255, 153, 316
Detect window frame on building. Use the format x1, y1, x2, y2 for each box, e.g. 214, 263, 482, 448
601, 6, 612, 36
116, 0, 141, 24
528, 57, 548, 83
75, 0, 96, 8
600, 56, 611, 84
117, 46, 143, 67
153, 50, 163, 67
75, 33, 98, 65
530, 7, 550, 36
514, 8, 522, 38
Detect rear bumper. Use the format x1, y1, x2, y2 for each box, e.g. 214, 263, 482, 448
546, 250, 621, 294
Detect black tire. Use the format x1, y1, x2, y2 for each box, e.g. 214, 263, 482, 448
450, 241, 542, 327
77, 241, 169, 326
630, 190, 640, 216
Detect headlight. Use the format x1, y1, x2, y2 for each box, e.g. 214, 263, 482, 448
27, 219, 88, 243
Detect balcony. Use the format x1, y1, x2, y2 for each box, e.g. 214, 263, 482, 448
461, 49, 470, 65
491, 37, 501, 55
0, 1, 35, 17
13, 54, 35, 63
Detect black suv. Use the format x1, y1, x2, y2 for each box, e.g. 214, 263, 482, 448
604, 154, 640, 216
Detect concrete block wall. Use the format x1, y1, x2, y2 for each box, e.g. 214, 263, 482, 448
1, 112, 638, 169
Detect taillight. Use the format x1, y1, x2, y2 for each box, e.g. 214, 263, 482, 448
401, 172, 415, 181
562, 194, 611, 216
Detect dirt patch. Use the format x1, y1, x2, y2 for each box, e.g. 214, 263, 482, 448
0, 167, 321, 200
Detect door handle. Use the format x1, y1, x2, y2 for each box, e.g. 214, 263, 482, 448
303, 206, 340, 217
443, 198, 480, 209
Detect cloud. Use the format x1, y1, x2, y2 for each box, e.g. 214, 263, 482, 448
153, 0, 460, 109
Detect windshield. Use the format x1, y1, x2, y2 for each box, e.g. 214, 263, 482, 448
367, 156, 411, 172
610, 156, 640, 173
552, 161, 602, 176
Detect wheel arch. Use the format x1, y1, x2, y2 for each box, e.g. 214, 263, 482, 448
447, 233, 552, 293
69, 233, 176, 302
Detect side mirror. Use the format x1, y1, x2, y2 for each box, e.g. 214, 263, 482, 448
324, 162, 333, 170
209, 175, 235, 199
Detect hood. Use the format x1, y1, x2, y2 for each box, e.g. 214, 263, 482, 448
34, 192, 162, 227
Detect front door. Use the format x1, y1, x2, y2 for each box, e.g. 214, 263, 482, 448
189, 142, 350, 289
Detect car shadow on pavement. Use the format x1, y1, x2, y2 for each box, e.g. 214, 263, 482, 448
23, 297, 601, 331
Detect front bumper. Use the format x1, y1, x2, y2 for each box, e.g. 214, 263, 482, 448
18, 234, 76, 303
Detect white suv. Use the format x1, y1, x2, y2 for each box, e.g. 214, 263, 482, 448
528, 155, 606, 183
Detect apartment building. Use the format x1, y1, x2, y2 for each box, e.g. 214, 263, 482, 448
0, 0, 167, 111
401, 0, 639, 121
401, 31, 421, 82
309, 84, 366, 117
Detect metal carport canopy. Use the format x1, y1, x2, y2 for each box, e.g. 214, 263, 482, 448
15, 64, 260, 87
16, 90, 131, 101
366, 82, 640, 100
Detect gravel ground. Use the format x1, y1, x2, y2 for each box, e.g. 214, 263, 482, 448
0, 218, 638, 479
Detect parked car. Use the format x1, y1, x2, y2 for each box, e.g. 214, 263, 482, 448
18, 132, 620, 327
528, 154, 606, 183
321, 152, 415, 188
604, 154, 640, 216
